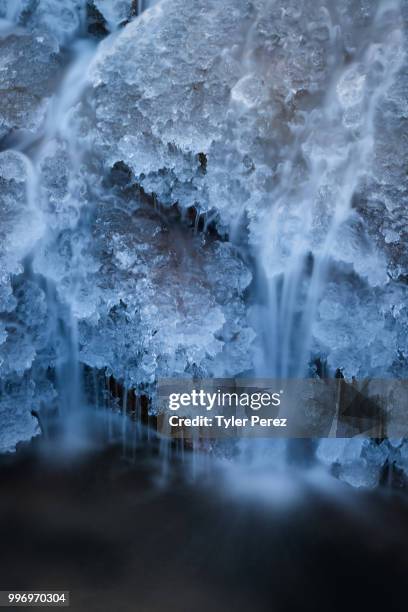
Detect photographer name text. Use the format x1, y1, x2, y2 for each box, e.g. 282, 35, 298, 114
167, 415, 287, 429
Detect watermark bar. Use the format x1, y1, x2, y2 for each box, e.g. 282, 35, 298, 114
0, 592, 70, 607
157, 378, 408, 439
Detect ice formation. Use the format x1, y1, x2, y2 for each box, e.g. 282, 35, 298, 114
86, 0, 408, 376
81, 0, 408, 486
93, 0, 133, 31
0, 29, 59, 140
0, 0, 254, 452
0, 152, 47, 451
0, 0, 87, 42
0, 0, 407, 488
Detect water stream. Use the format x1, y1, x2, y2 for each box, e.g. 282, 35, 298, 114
0, 7, 407, 610
253, 0, 404, 378
0, 0, 406, 490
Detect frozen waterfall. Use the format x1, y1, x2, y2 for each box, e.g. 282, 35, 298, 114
0, 0, 407, 488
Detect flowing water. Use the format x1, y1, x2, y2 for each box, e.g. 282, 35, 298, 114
1, 1, 163, 457
1, 0, 406, 489
1, 6, 407, 612
254, 0, 405, 378
228, 0, 406, 490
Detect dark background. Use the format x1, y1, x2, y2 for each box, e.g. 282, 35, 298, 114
0, 441, 407, 612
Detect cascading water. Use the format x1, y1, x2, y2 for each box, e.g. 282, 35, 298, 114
16, 46, 98, 449
253, 0, 405, 379
1, 4, 121, 449
0, 0, 407, 489
2, 1, 161, 454
225, 0, 407, 489
1, 7, 408, 610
